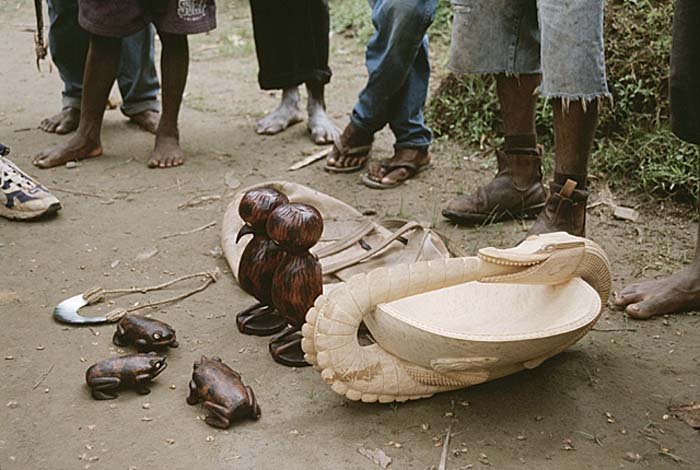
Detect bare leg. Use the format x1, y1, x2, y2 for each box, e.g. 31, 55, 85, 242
39, 108, 81, 134
148, 32, 187, 169
497, 73, 541, 136
306, 81, 339, 145
615, 216, 700, 319
33, 35, 119, 168
256, 87, 304, 135
552, 99, 598, 188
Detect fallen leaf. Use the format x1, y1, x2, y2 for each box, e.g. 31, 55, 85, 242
357, 447, 392, 469
613, 206, 639, 222
134, 248, 158, 262
177, 195, 221, 209
0, 291, 20, 304
225, 172, 241, 189
669, 402, 700, 429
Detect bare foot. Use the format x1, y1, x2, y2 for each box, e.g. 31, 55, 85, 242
148, 134, 184, 169
307, 104, 339, 145
39, 108, 80, 134
129, 109, 160, 134
33, 134, 103, 169
256, 88, 303, 135
614, 265, 700, 319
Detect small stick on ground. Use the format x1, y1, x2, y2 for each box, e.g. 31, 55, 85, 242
288, 146, 332, 171
592, 327, 638, 332
161, 221, 217, 240
580, 363, 597, 387
32, 363, 55, 390
48, 186, 104, 199
438, 425, 452, 470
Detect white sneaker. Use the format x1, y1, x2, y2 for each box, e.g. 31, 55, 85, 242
0, 144, 61, 220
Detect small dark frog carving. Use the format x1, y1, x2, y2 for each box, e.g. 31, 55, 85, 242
85, 353, 167, 400
112, 315, 178, 352
186, 355, 261, 428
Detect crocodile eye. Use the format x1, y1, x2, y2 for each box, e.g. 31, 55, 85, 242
153, 332, 161, 340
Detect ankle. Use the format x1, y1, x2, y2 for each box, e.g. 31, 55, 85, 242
504, 134, 537, 153
554, 172, 587, 190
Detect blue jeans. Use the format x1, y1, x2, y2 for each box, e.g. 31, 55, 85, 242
351, 0, 437, 150
48, 0, 160, 117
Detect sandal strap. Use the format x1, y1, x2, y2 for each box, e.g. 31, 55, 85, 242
378, 159, 422, 176
334, 142, 372, 158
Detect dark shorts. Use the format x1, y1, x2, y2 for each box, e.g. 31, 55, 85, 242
79, 0, 216, 38
670, 0, 700, 144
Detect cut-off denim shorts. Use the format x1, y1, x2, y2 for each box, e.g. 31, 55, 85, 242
449, 0, 610, 101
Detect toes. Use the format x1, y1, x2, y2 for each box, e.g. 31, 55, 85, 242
613, 288, 644, 307
33, 155, 49, 169
42, 120, 58, 133
55, 122, 74, 135
625, 299, 663, 320
381, 168, 408, 185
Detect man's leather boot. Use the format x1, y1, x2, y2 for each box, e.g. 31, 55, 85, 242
527, 179, 589, 237
442, 147, 546, 225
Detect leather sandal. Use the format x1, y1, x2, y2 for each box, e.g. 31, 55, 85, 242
361, 148, 431, 189
324, 123, 373, 173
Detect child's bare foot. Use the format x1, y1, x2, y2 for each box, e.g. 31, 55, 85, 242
39, 108, 80, 134
256, 88, 303, 135
148, 134, 184, 168
614, 265, 700, 319
307, 104, 339, 145
129, 110, 160, 134
33, 134, 103, 169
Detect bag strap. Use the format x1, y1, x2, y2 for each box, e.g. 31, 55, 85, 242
323, 221, 423, 275
315, 220, 376, 259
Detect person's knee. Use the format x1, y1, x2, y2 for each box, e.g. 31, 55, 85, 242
378, 0, 433, 31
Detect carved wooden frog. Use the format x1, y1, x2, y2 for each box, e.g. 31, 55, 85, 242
85, 353, 167, 400
112, 315, 178, 352
186, 355, 261, 428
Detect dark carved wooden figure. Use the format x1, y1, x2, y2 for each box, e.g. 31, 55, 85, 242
236, 188, 290, 335
85, 353, 167, 400
267, 202, 324, 367
186, 355, 261, 429
112, 315, 178, 352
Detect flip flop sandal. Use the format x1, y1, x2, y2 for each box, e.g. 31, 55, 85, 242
323, 143, 372, 173
361, 160, 431, 189
236, 303, 289, 336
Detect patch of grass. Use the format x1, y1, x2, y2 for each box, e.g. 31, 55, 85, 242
330, 0, 454, 46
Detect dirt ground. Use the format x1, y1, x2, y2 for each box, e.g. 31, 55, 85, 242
1, 2, 699, 469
